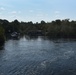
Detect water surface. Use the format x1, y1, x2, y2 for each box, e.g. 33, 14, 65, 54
0, 36, 76, 75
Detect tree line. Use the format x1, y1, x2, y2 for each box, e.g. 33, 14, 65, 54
0, 18, 76, 45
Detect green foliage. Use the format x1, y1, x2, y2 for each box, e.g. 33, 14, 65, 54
11, 19, 20, 32
0, 19, 76, 38
0, 26, 5, 46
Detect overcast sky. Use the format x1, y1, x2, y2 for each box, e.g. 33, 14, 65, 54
0, 0, 76, 22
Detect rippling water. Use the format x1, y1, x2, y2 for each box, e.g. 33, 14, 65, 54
0, 36, 76, 75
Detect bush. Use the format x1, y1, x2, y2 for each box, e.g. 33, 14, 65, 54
0, 26, 5, 46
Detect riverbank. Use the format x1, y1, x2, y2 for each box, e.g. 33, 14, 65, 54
1, 19, 76, 45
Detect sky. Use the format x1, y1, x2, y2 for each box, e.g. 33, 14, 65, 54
0, 0, 76, 22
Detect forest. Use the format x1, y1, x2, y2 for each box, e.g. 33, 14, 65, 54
0, 19, 76, 45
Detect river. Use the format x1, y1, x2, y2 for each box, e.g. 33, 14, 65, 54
0, 36, 76, 75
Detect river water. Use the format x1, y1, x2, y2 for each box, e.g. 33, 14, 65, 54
0, 36, 76, 75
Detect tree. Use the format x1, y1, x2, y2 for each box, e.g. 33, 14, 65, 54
0, 26, 5, 46
11, 19, 20, 33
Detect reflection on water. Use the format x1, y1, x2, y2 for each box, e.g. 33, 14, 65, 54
25, 35, 38, 40
0, 36, 76, 75
0, 43, 5, 50
0, 46, 4, 50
